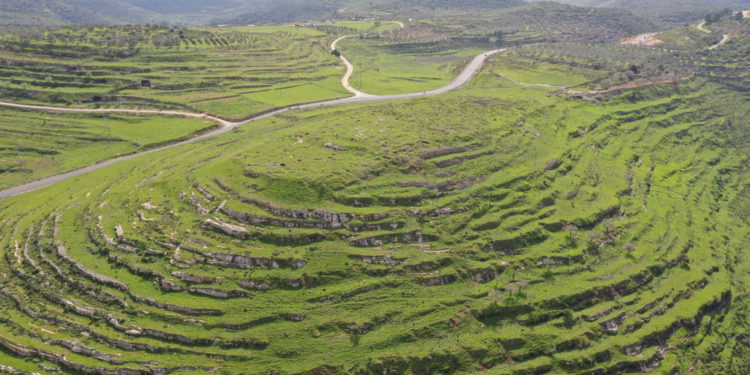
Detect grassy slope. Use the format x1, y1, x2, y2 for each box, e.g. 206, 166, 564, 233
333, 3, 656, 95
0, 24, 357, 121
338, 36, 481, 95
0, 107, 213, 189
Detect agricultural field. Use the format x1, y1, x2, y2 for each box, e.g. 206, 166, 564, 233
332, 3, 657, 95
0, 2, 750, 375
336, 35, 482, 95
0, 24, 359, 121
0, 107, 215, 190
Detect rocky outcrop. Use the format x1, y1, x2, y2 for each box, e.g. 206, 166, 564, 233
471, 266, 503, 283
204, 217, 328, 245
357, 255, 408, 267
159, 279, 185, 292
481, 229, 548, 255
207, 253, 307, 270
0, 337, 161, 375
218, 339, 269, 350
601, 314, 626, 335
137, 329, 215, 346
194, 183, 217, 201
203, 218, 247, 237
418, 274, 458, 286
47, 339, 122, 364
349, 231, 436, 247
172, 271, 217, 284
188, 286, 251, 299
209, 313, 305, 331
0, 364, 33, 375
323, 142, 346, 151
360, 213, 390, 222
177, 244, 307, 270
131, 294, 223, 316
237, 280, 272, 290
223, 208, 322, 228
421, 146, 468, 159
235, 195, 354, 228
55, 242, 128, 291
181, 192, 210, 216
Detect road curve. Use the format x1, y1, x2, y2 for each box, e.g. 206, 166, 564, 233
696, 20, 711, 33
708, 34, 729, 50
0, 35, 506, 200
330, 21, 406, 97
331, 35, 373, 98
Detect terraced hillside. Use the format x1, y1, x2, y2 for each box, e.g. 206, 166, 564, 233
0, 23, 383, 189
0, 39, 749, 373
545, 0, 750, 26
0, 107, 215, 190
334, 3, 657, 94
0, 24, 362, 121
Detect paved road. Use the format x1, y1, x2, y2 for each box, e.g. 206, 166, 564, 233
0, 32, 506, 200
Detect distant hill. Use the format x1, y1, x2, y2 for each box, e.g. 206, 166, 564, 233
1, 0, 687, 27
394, 2, 658, 48
541, 0, 750, 26
213, 0, 526, 26
0, 0, 528, 27
0, 0, 268, 27
0, 0, 110, 26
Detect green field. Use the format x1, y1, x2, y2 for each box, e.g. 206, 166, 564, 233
338, 36, 482, 95
0, 24, 357, 121
0, 107, 214, 189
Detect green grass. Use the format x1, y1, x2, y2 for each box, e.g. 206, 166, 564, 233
338, 36, 482, 94
0, 24, 356, 121
0, 107, 213, 189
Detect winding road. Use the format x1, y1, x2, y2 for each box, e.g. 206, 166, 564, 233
0, 26, 506, 200
708, 34, 729, 50
696, 20, 711, 33
697, 20, 729, 50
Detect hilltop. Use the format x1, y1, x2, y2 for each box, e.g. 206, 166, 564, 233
545, 0, 750, 26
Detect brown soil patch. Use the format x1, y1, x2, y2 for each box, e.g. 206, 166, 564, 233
620, 33, 663, 46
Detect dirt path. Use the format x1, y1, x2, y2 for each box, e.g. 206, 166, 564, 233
708, 34, 729, 50
330, 20, 406, 97
0, 26, 505, 200
331, 35, 373, 98
696, 20, 711, 33
620, 32, 663, 46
